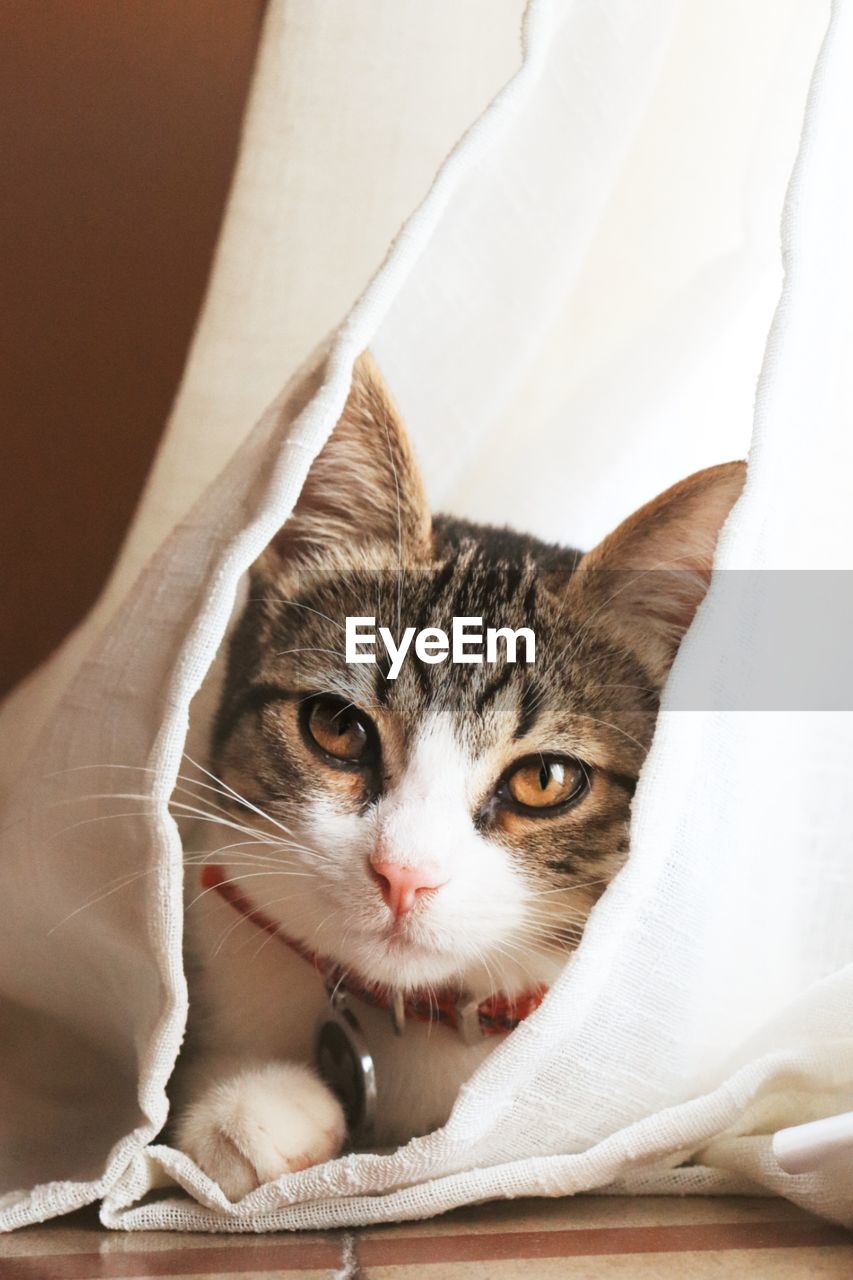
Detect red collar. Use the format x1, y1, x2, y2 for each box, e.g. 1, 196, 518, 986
200, 864, 547, 1039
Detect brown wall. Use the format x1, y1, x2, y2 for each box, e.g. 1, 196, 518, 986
0, 1, 265, 694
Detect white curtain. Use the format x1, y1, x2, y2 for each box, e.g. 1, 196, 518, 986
2, 0, 850, 1234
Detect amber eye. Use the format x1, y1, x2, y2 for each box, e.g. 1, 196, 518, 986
302, 695, 378, 768
502, 754, 587, 812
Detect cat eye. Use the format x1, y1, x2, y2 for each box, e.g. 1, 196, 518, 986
301, 694, 379, 769
501, 754, 588, 813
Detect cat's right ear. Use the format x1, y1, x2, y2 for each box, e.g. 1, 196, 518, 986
256, 352, 431, 579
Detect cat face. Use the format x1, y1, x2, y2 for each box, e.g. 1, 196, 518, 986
209, 354, 743, 994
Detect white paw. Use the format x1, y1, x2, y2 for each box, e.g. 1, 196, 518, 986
175, 1061, 346, 1201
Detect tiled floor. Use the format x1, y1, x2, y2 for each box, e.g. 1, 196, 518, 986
1, 1195, 850, 1279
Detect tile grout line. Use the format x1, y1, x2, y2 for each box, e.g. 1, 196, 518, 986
332, 1232, 361, 1280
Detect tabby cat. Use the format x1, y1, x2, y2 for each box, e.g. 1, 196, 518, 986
173, 354, 743, 1198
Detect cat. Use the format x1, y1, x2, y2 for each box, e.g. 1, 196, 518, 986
172, 352, 744, 1199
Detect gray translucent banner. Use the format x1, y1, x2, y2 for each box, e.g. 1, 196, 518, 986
281, 568, 853, 711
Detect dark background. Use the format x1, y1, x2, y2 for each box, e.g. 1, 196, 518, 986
0, 1, 265, 694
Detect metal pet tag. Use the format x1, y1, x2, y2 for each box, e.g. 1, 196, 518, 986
315, 987, 377, 1143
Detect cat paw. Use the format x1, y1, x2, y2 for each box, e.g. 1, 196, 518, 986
175, 1061, 346, 1201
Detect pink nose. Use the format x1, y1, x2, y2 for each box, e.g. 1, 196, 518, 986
370, 861, 447, 918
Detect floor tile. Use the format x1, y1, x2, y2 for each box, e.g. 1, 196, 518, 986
2, 1195, 851, 1280
359, 1247, 853, 1280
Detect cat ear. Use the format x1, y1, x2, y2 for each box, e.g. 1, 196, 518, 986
569, 461, 746, 683
258, 351, 431, 576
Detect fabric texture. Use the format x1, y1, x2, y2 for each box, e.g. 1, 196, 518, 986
2, 0, 851, 1234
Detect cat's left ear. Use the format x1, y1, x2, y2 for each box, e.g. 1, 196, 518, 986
258, 351, 431, 576
568, 461, 746, 683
